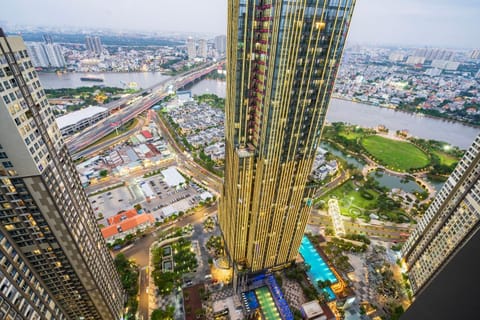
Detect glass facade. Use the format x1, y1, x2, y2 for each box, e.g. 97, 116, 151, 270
220, 0, 356, 272
402, 134, 480, 294
0, 32, 124, 319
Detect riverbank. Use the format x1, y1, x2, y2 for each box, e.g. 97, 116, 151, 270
38, 71, 170, 90
332, 95, 480, 129
39, 70, 168, 74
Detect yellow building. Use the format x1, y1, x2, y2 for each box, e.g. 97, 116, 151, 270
219, 0, 356, 273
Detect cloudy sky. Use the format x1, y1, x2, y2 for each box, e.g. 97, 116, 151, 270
2, 0, 480, 48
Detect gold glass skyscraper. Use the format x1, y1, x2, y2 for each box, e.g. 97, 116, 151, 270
219, 0, 356, 273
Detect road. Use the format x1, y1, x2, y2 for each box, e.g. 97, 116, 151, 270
138, 268, 148, 320
120, 204, 217, 267
120, 204, 217, 318
309, 210, 411, 241
152, 112, 223, 192
72, 116, 145, 160
67, 62, 222, 157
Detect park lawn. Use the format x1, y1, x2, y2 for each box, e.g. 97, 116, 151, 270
361, 135, 430, 171
339, 130, 363, 140
432, 150, 459, 166
320, 181, 379, 216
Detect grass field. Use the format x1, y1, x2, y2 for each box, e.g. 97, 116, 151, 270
256, 287, 280, 320
319, 181, 379, 218
318, 180, 411, 223
432, 150, 459, 166
339, 131, 363, 140
361, 135, 430, 171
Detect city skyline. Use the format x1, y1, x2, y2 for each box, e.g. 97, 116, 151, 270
1, 0, 479, 48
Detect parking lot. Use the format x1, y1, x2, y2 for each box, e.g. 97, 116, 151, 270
89, 187, 132, 225
88, 170, 206, 225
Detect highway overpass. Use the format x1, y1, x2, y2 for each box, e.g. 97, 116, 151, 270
67, 62, 222, 158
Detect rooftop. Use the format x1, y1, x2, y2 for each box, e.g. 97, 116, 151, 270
107, 209, 138, 225
55, 106, 107, 129
162, 167, 185, 187
101, 213, 155, 239
302, 300, 324, 319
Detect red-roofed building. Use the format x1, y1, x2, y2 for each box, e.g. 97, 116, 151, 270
141, 130, 153, 140
101, 213, 155, 243
107, 209, 138, 225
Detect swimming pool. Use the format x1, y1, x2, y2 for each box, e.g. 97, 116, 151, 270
299, 236, 337, 300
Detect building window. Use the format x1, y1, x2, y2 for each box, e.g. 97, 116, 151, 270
2, 161, 13, 168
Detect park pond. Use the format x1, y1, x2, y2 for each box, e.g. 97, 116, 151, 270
320, 142, 364, 169
368, 171, 423, 194
320, 141, 435, 193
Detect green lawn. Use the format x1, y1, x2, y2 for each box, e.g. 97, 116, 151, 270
432, 150, 459, 166
320, 181, 379, 218
361, 135, 430, 171
339, 130, 363, 140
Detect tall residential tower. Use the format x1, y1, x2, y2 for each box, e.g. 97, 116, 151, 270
401, 134, 480, 319
85, 36, 103, 55
219, 0, 356, 274
0, 31, 124, 319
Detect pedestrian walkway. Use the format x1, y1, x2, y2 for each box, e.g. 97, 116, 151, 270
282, 277, 307, 311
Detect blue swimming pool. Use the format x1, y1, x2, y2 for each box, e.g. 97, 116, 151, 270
299, 236, 337, 300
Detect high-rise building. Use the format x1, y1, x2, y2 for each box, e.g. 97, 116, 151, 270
219, 0, 356, 275
198, 39, 208, 58
214, 35, 226, 55
470, 49, 480, 60
43, 34, 53, 45
85, 36, 103, 55
27, 43, 49, 67
413, 48, 453, 61
186, 37, 196, 60
27, 43, 66, 68
0, 31, 124, 319
402, 133, 480, 296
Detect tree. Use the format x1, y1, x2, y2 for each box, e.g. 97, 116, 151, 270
151, 306, 175, 320
99, 169, 108, 177
113, 253, 139, 316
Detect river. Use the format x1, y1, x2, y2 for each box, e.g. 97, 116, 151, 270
38, 71, 170, 90
39, 74, 479, 149
188, 80, 478, 149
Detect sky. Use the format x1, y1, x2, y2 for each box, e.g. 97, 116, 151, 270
2, 0, 480, 48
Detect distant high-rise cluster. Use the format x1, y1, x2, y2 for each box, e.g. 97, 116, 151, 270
412, 48, 454, 61
0, 30, 124, 320
402, 134, 480, 294
26, 35, 66, 68
470, 49, 480, 60
214, 35, 226, 55
186, 37, 196, 60
85, 35, 103, 55
219, 0, 356, 275
197, 39, 207, 58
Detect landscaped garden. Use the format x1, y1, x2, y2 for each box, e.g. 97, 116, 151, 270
322, 122, 462, 175
113, 254, 139, 319
317, 177, 412, 224
151, 237, 198, 296
361, 135, 430, 172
